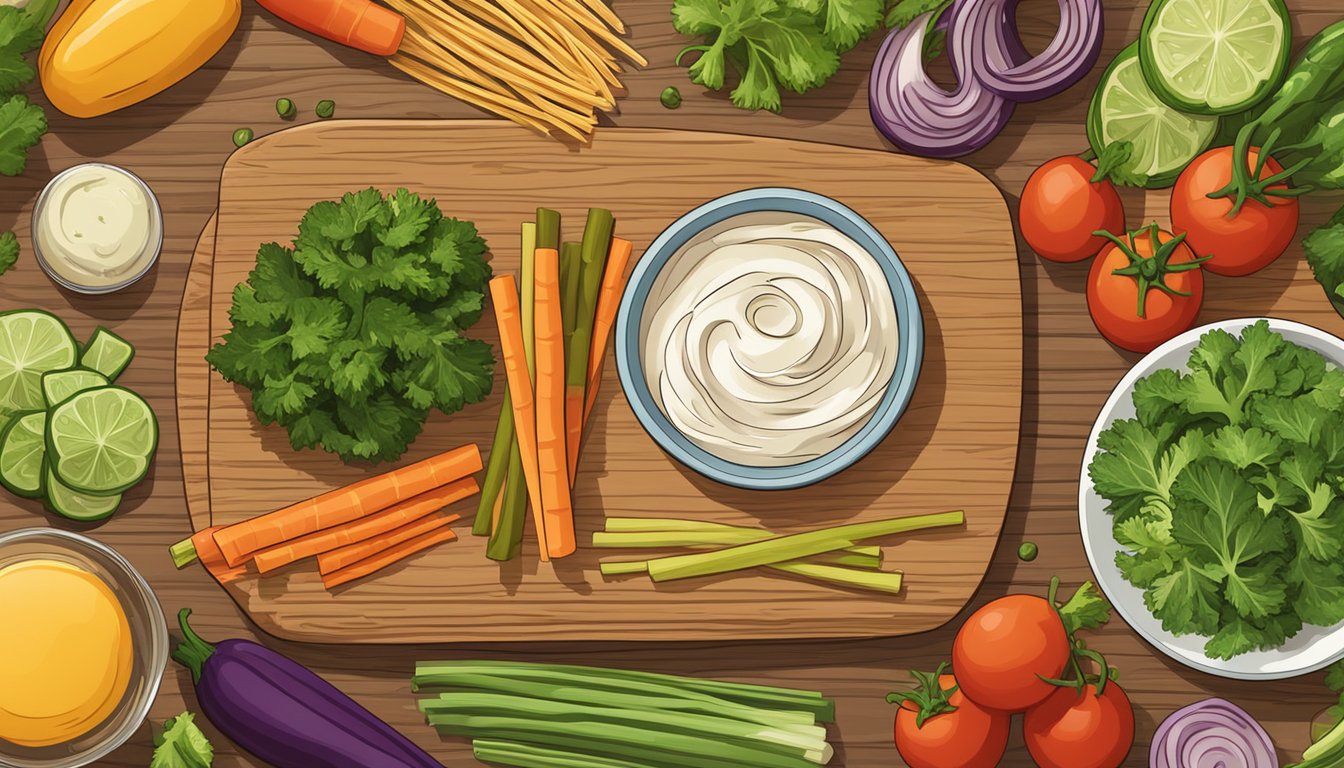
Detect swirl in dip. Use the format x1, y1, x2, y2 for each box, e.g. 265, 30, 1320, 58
34, 163, 161, 292
641, 211, 898, 467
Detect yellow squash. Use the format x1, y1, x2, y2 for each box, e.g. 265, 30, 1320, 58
39, 0, 240, 118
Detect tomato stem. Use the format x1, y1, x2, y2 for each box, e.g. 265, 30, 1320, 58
886, 662, 959, 728
1096, 224, 1210, 319
1207, 124, 1312, 215
1089, 141, 1133, 184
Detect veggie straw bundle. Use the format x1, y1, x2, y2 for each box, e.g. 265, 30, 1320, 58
258, 0, 644, 140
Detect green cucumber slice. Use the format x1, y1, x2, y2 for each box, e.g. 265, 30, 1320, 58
79, 327, 135, 381
0, 310, 78, 419
47, 386, 158, 496
45, 467, 120, 521
0, 411, 46, 498
1139, 0, 1290, 115
1088, 43, 1220, 188
41, 368, 110, 408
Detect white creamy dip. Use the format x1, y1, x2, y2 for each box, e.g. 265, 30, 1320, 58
34, 164, 161, 291
641, 212, 899, 467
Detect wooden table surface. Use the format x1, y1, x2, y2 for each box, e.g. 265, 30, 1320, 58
1, 1, 1340, 765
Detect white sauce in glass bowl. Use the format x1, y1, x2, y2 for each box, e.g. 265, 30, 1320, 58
641, 211, 899, 467
33, 163, 161, 292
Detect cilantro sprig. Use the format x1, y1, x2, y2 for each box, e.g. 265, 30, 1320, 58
152, 712, 214, 768
207, 188, 495, 463
1090, 320, 1344, 659
671, 0, 882, 113
0, 1, 51, 178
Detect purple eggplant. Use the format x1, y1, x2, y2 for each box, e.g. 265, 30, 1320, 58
172, 609, 444, 768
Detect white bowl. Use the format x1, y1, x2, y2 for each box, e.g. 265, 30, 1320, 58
1079, 318, 1344, 680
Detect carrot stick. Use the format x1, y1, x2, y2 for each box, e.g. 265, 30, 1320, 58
490, 274, 551, 560
172, 526, 247, 583
583, 237, 633, 425
212, 443, 481, 567
489, 222, 538, 559
318, 512, 459, 574
322, 526, 459, 589
254, 0, 406, 57
534, 247, 575, 559
251, 479, 475, 573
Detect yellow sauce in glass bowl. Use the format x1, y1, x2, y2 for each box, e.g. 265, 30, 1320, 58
0, 559, 133, 748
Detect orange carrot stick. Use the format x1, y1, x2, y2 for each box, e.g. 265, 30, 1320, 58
583, 237, 633, 426
534, 248, 575, 559
250, 479, 476, 573
254, 0, 406, 57
490, 274, 550, 559
318, 512, 458, 575
190, 526, 248, 583
322, 526, 458, 589
212, 443, 481, 567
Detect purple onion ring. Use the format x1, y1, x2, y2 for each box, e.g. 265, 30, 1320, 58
868, 7, 1018, 158
959, 0, 1104, 101
1151, 698, 1279, 768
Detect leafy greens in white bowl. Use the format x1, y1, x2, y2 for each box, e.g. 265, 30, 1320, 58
1079, 318, 1344, 680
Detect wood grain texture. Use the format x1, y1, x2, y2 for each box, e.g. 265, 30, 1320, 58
0, 1, 1341, 764
178, 122, 1022, 642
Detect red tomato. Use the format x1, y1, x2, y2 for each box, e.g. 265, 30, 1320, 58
1024, 682, 1136, 768
1087, 226, 1205, 353
892, 673, 1011, 768
951, 594, 1070, 711
1171, 146, 1300, 277
1019, 155, 1126, 263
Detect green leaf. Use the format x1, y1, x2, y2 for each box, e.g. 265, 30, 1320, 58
1145, 559, 1223, 637
252, 371, 318, 421
0, 6, 43, 94
151, 712, 213, 768
1253, 395, 1327, 446
1204, 612, 1296, 660
0, 230, 17, 276
1056, 581, 1111, 635
1208, 425, 1281, 470
394, 333, 494, 412
820, 0, 882, 50
672, 0, 731, 35
1326, 659, 1344, 693
1306, 206, 1344, 314
0, 94, 46, 177
1291, 554, 1344, 627
1132, 368, 1187, 427
1089, 418, 1173, 504
379, 187, 438, 248
885, 0, 951, 30
285, 296, 348, 359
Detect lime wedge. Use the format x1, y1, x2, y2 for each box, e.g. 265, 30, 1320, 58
79, 327, 135, 381
42, 368, 109, 408
1140, 0, 1290, 115
0, 411, 46, 498
0, 310, 78, 417
45, 468, 120, 521
1088, 43, 1220, 189
47, 386, 158, 496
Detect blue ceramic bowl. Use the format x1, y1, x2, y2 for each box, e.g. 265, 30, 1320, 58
615, 188, 924, 491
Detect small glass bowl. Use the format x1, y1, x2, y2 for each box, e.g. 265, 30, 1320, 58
31, 163, 163, 295
0, 528, 168, 768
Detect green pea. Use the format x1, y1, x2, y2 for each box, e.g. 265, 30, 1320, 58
276, 98, 297, 119
315, 100, 336, 119
232, 128, 254, 148
660, 86, 682, 109
1018, 541, 1038, 561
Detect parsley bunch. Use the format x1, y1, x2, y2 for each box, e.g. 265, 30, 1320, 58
1089, 320, 1344, 659
672, 0, 882, 112
207, 188, 495, 463
0, 0, 51, 177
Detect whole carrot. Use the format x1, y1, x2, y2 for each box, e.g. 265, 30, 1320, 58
254, 0, 406, 57
534, 248, 575, 559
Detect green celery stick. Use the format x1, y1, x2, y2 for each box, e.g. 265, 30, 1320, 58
473, 740, 663, 768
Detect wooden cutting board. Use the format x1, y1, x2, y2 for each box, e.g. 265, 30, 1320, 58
175, 120, 1023, 643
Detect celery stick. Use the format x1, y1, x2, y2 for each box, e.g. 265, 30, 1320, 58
535, 208, 560, 250
485, 443, 526, 561
414, 673, 816, 728
770, 563, 903, 594
473, 740, 664, 768
474, 394, 514, 536
413, 661, 834, 721
421, 693, 829, 755
593, 523, 881, 558
560, 242, 582, 339
519, 222, 538, 376
567, 208, 614, 393
644, 511, 965, 582
423, 714, 824, 768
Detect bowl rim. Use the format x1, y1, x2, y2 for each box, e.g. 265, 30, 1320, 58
0, 527, 168, 767
30, 162, 164, 296
1078, 317, 1344, 680
615, 187, 924, 490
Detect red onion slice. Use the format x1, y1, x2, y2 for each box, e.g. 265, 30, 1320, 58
958, 0, 1104, 101
1151, 698, 1278, 768
868, 7, 1017, 158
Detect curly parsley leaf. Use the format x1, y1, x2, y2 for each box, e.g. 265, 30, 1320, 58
0, 230, 17, 276
208, 188, 494, 463
0, 94, 45, 176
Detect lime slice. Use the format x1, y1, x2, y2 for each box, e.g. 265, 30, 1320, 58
0, 310, 78, 417
79, 327, 135, 381
1088, 43, 1220, 189
45, 468, 120, 521
0, 411, 46, 498
47, 386, 158, 496
42, 368, 109, 408
1140, 0, 1290, 115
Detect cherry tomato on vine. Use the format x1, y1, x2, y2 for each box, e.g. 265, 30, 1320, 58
1024, 679, 1135, 768
1020, 155, 1126, 263
1087, 224, 1208, 353
888, 666, 1010, 768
